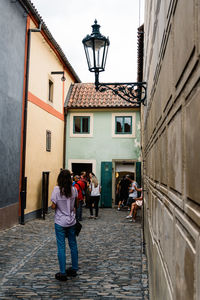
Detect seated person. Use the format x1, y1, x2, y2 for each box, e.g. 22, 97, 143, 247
126, 191, 143, 222
126, 177, 142, 210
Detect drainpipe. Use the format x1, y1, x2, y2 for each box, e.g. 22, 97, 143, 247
64, 83, 74, 170
142, 158, 146, 254
63, 108, 67, 169
20, 21, 42, 225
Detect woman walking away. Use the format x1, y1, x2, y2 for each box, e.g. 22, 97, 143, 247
89, 175, 101, 219
51, 169, 78, 281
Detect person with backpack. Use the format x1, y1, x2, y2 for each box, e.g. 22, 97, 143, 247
72, 175, 80, 186
74, 171, 87, 221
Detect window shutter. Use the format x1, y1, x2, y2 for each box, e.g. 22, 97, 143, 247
136, 161, 141, 187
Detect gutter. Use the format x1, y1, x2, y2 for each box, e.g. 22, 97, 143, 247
63, 84, 73, 170
21, 0, 81, 83
63, 109, 67, 169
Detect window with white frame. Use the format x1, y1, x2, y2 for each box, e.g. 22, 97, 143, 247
112, 112, 136, 138
73, 116, 90, 134
115, 116, 132, 134
70, 113, 93, 137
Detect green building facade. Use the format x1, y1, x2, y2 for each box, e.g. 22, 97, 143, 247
65, 107, 141, 207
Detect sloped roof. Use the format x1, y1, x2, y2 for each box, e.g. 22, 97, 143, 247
65, 83, 139, 109
18, 0, 80, 82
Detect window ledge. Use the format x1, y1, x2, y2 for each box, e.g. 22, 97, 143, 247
70, 112, 93, 138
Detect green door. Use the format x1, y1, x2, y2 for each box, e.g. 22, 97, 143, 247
136, 161, 141, 187
101, 162, 112, 207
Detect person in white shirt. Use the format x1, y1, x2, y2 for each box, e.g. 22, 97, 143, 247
126, 191, 143, 222
89, 174, 101, 219
126, 177, 142, 210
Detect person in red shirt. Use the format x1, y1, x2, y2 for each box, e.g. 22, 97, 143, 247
74, 171, 87, 221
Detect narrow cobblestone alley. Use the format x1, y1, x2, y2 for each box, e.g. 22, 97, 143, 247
0, 208, 149, 300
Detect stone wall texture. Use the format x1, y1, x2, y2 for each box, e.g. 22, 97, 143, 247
143, 0, 200, 299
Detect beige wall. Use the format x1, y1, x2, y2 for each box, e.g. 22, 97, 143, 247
25, 19, 76, 215
143, 1, 200, 299
25, 102, 64, 213
29, 20, 74, 112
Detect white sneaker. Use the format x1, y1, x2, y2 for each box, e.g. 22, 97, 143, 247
117, 208, 120, 211
126, 215, 132, 219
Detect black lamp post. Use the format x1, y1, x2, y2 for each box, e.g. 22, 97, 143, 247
82, 20, 147, 105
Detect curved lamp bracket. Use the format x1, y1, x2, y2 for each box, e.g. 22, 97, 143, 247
96, 80, 147, 106
83, 20, 147, 106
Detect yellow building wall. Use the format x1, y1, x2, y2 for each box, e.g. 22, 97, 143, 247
25, 102, 64, 213
25, 19, 76, 214
29, 20, 74, 113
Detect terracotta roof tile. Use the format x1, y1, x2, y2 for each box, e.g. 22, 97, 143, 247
65, 83, 139, 109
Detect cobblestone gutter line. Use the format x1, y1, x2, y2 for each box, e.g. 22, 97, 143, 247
141, 229, 149, 300
0, 236, 53, 287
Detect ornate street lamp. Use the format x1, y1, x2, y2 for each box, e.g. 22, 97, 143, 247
82, 19, 110, 87
82, 20, 147, 105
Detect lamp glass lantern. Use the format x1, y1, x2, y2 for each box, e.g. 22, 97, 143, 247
82, 20, 147, 105
82, 20, 110, 75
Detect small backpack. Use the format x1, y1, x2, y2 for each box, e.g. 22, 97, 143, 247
76, 181, 87, 197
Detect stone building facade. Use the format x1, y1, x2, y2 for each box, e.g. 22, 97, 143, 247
142, 0, 200, 299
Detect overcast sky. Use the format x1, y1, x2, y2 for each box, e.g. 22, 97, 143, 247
31, 0, 144, 83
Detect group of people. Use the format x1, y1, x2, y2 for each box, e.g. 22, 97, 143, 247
116, 175, 143, 223
51, 169, 101, 281
72, 171, 101, 221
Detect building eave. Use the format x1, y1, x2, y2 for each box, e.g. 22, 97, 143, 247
19, 0, 81, 83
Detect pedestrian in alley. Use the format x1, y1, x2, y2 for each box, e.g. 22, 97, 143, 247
51, 169, 79, 281
85, 172, 93, 208
72, 175, 80, 186
89, 174, 101, 219
126, 176, 142, 210
126, 190, 143, 222
117, 175, 130, 210
74, 171, 87, 221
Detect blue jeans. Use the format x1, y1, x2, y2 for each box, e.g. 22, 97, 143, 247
55, 223, 78, 274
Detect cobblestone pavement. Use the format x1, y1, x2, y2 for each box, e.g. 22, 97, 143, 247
0, 208, 149, 300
